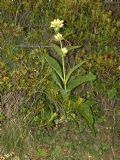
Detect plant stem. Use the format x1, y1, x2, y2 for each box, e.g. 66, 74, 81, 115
62, 56, 66, 90
60, 40, 66, 90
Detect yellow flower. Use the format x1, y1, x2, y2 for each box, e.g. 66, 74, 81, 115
61, 47, 68, 55
54, 33, 63, 41
50, 19, 64, 32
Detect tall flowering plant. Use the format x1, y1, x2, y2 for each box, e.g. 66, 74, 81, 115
45, 19, 96, 130
45, 19, 96, 99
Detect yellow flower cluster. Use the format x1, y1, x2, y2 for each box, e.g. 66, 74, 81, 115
50, 19, 64, 32
50, 19, 64, 41
50, 19, 68, 56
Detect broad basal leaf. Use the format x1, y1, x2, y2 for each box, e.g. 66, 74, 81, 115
52, 71, 62, 89
67, 72, 96, 91
78, 101, 94, 127
45, 54, 63, 81
66, 61, 85, 83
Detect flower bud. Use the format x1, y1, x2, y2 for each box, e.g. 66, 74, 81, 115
61, 47, 68, 56
54, 33, 63, 41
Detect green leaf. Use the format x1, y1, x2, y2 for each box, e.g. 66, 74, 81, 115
85, 100, 96, 107
78, 101, 94, 127
36, 149, 47, 158
107, 88, 117, 100
60, 89, 70, 100
45, 54, 63, 81
52, 71, 62, 89
51, 44, 80, 56
51, 43, 62, 56
66, 61, 85, 83
67, 46, 81, 52
67, 72, 96, 91
49, 112, 58, 123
